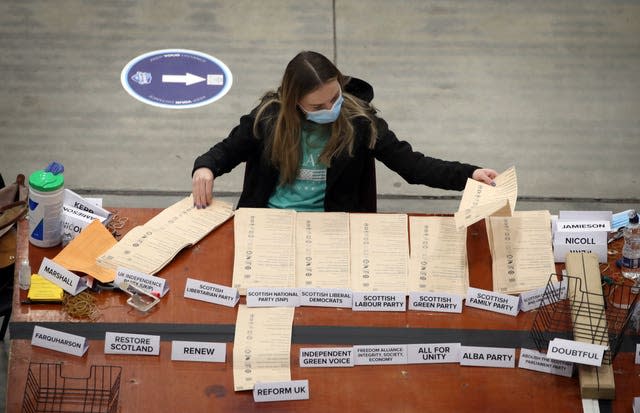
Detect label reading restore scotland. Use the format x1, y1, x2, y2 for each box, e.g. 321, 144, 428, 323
104, 332, 160, 356
409, 292, 463, 313
253, 380, 309, 402
299, 347, 354, 368
459, 346, 516, 368
352, 292, 406, 312
31, 325, 88, 357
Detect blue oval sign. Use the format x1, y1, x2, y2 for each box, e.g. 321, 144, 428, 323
121, 49, 233, 109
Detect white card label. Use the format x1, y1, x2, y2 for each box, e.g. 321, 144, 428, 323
38, 257, 87, 296
459, 346, 516, 368
518, 348, 573, 377
409, 292, 463, 313
171, 341, 226, 363
246, 287, 300, 307
636, 344, 640, 365
352, 292, 406, 312
407, 343, 461, 364
546, 338, 607, 367
184, 278, 239, 307
519, 279, 567, 312
31, 325, 88, 357
104, 332, 160, 355
117, 267, 169, 297
465, 287, 519, 316
299, 288, 352, 308
354, 344, 408, 365
299, 347, 354, 368
253, 380, 309, 402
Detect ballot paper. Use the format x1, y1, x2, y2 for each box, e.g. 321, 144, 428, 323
350, 213, 409, 292
454, 166, 517, 230
233, 305, 294, 391
98, 196, 234, 275
408, 216, 469, 296
232, 208, 296, 294
490, 211, 556, 294
295, 212, 350, 289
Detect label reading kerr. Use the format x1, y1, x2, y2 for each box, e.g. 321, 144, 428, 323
104, 332, 160, 356
352, 292, 406, 312
465, 287, 519, 316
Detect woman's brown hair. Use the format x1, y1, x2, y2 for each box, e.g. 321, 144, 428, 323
253, 51, 377, 185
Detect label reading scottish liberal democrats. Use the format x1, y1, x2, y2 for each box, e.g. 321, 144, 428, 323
352, 292, 406, 312
38, 257, 87, 296
104, 332, 160, 356
171, 340, 226, 363
299, 347, 354, 368
31, 325, 88, 357
299, 288, 352, 308
407, 343, 461, 364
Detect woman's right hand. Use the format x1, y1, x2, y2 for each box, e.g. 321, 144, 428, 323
192, 167, 214, 208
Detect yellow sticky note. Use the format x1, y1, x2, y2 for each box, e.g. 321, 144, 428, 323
27, 274, 64, 302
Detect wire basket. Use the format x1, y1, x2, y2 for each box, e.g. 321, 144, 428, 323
22, 363, 122, 413
530, 273, 639, 365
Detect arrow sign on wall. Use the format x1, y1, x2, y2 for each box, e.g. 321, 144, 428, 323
162, 73, 206, 86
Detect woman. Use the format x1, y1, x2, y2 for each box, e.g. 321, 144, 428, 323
192, 51, 497, 212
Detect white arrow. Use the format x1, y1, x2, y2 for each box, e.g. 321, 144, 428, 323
161, 73, 205, 86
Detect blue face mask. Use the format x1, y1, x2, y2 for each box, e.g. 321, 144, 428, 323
304, 94, 344, 124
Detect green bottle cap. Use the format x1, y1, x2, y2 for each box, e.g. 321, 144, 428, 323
29, 170, 64, 192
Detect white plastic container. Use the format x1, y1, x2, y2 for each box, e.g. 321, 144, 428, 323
28, 169, 65, 247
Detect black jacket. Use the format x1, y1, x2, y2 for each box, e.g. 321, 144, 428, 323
192, 78, 479, 212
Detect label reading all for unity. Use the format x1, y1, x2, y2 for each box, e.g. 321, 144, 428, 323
518, 348, 574, 377
253, 380, 310, 403
171, 340, 226, 363
116, 267, 169, 297
354, 344, 408, 365
31, 325, 88, 357
246, 287, 300, 307
546, 338, 607, 367
299, 288, 352, 308
299, 347, 354, 368
465, 287, 519, 316
184, 278, 239, 307
408, 292, 463, 313
407, 343, 461, 364
38, 257, 88, 296
352, 292, 406, 312
104, 332, 160, 356
459, 346, 516, 368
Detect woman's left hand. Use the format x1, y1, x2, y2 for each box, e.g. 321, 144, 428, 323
472, 168, 499, 186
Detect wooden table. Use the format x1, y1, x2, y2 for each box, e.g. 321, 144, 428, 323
7, 209, 640, 412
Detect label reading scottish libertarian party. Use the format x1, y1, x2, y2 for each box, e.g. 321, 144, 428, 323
116, 267, 169, 297
352, 292, 406, 312
409, 292, 463, 313
31, 325, 88, 357
299, 288, 352, 308
104, 332, 160, 356
465, 287, 519, 316
184, 278, 239, 307
459, 346, 516, 368
253, 380, 310, 403
299, 347, 354, 368
121, 49, 233, 109
171, 341, 226, 363
546, 338, 607, 367
354, 344, 408, 365
407, 343, 461, 364
518, 348, 573, 377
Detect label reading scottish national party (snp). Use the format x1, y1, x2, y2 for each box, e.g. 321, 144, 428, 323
121, 49, 232, 109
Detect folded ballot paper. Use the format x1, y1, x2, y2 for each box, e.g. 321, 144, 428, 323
97, 196, 234, 275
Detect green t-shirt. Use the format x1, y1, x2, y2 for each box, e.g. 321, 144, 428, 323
268, 126, 330, 211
